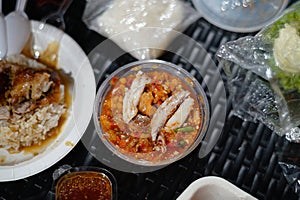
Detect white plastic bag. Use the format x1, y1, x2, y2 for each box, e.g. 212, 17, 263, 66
83, 0, 200, 60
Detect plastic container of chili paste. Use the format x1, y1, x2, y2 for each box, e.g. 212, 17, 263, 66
48, 165, 117, 200
93, 60, 210, 167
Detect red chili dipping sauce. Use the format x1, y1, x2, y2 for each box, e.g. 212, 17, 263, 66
99, 67, 205, 163
56, 171, 112, 200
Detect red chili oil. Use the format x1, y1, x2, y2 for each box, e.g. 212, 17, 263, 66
56, 171, 112, 200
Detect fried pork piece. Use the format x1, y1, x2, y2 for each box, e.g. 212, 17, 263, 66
9, 68, 59, 105
138, 83, 171, 117
138, 91, 156, 117
0, 61, 61, 118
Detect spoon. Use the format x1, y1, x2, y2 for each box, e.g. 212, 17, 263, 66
5, 0, 30, 56
41, 0, 73, 31
33, 0, 73, 58
0, 0, 7, 59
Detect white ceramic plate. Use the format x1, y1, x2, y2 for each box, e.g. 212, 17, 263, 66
0, 21, 96, 182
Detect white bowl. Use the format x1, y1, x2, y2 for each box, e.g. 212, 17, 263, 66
178, 176, 257, 200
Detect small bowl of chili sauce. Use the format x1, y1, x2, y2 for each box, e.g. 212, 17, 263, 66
50, 165, 117, 200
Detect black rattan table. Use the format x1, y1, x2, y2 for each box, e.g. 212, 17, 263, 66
0, 0, 299, 199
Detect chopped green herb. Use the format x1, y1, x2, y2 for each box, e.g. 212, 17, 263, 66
174, 126, 195, 133
179, 140, 186, 147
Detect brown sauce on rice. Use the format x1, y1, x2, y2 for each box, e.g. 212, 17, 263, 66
22, 79, 72, 156
0, 43, 73, 162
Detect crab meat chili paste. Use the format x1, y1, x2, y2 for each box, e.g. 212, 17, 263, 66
100, 66, 203, 163
56, 171, 112, 200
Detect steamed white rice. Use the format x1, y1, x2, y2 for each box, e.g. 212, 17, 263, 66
0, 104, 65, 151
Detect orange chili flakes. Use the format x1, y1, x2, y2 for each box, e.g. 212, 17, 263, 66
56, 171, 112, 200
109, 76, 119, 85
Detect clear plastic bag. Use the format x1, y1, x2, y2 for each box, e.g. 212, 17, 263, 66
216, 1, 300, 141
278, 140, 300, 197
82, 0, 200, 60
279, 162, 300, 196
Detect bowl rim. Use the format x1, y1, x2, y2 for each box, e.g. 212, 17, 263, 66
93, 59, 210, 166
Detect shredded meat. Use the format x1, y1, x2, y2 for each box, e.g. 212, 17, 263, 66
13, 101, 36, 114
0, 106, 9, 120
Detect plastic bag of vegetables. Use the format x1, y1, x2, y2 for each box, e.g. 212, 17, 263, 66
216, 1, 300, 141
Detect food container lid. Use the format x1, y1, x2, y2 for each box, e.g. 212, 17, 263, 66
192, 0, 289, 33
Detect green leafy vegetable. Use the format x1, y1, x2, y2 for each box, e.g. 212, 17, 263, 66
261, 2, 300, 91
275, 71, 300, 92
262, 4, 300, 42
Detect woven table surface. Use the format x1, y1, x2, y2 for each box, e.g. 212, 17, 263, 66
0, 0, 299, 199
